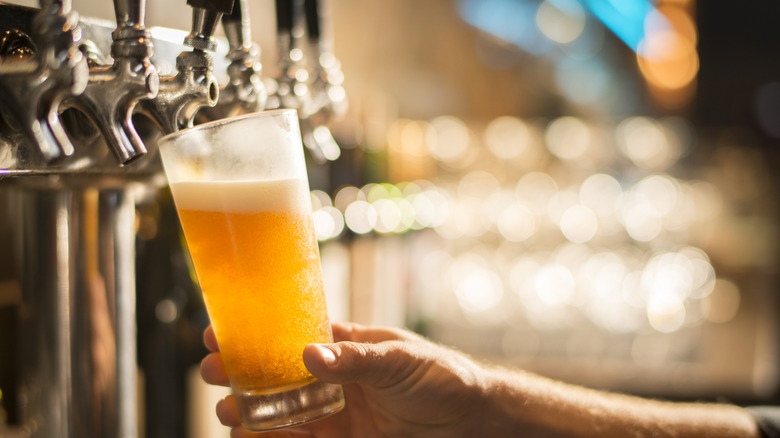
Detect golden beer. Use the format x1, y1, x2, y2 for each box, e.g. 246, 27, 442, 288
158, 109, 344, 430
172, 178, 333, 392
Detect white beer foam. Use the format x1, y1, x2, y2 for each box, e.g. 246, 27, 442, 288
171, 179, 311, 214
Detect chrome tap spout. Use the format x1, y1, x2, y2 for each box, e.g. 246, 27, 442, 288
269, 0, 344, 162
212, 0, 267, 116
62, 0, 159, 165
137, 0, 235, 132
137, 50, 219, 133
267, 0, 306, 112
0, 0, 88, 162
301, 0, 346, 124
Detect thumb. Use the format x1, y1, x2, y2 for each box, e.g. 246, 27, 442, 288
303, 340, 418, 389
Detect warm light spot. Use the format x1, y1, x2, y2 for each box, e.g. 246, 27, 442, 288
290, 48, 304, 62
634, 174, 680, 217
372, 198, 402, 234
427, 116, 472, 163
637, 29, 698, 90
388, 119, 430, 158
547, 189, 579, 226
656, 4, 697, 46
313, 206, 345, 241
344, 200, 376, 234
579, 173, 623, 218
560, 205, 598, 243
536, 0, 586, 44
647, 295, 686, 333
310, 190, 331, 210
616, 117, 680, 170
545, 116, 591, 161
484, 116, 533, 160
535, 264, 575, 306
334, 185, 362, 212
455, 268, 504, 313
313, 126, 341, 161
516, 172, 559, 215
622, 201, 662, 242
497, 203, 537, 242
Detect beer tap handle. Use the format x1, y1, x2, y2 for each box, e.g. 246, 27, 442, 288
303, 0, 322, 50
270, 0, 310, 111
185, 0, 234, 52
299, 0, 345, 162
222, 0, 250, 48
301, 0, 344, 117
276, 0, 295, 57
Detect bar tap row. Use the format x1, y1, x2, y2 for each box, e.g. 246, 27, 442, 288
0, 0, 346, 174
0, 1, 345, 437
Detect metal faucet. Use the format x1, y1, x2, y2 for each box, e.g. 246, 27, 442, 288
301, 0, 346, 122
137, 0, 235, 133
268, 0, 306, 112
269, 0, 345, 161
0, 0, 88, 162
61, 0, 159, 165
299, 0, 346, 161
199, 0, 267, 120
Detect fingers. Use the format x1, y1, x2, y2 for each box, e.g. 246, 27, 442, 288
332, 321, 419, 344
201, 352, 230, 386
216, 395, 241, 427
204, 325, 220, 352
303, 339, 420, 389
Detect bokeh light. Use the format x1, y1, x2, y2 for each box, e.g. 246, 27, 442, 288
312, 111, 746, 342
536, 0, 587, 45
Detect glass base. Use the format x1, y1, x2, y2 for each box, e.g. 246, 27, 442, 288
235, 379, 345, 431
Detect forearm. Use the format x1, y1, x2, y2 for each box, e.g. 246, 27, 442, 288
479, 366, 761, 438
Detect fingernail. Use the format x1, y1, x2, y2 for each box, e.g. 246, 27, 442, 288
315, 344, 337, 366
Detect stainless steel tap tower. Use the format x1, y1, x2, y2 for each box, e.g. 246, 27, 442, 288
0, 0, 345, 436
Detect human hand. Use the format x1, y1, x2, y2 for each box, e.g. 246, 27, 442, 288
200, 321, 489, 438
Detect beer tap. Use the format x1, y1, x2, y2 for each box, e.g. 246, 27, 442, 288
222, 0, 267, 113
268, 0, 343, 161
137, 0, 235, 134
198, 0, 266, 120
301, 0, 346, 123
299, 0, 345, 161
0, 0, 88, 162
62, 0, 159, 165
268, 0, 307, 111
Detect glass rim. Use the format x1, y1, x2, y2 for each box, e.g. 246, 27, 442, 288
157, 108, 299, 146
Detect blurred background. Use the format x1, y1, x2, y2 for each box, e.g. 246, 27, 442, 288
2, 0, 780, 437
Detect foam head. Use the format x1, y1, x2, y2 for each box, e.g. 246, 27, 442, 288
157, 109, 306, 184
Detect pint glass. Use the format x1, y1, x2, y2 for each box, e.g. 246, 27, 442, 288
157, 109, 344, 431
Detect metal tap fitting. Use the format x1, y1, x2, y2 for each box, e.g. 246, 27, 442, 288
219, 0, 267, 113
137, 0, 234, 133
269, 0, 345, 162
138, 50, 218, 133
62, 0, 159, 165
0, 0, 88, 162
267, 0, 309, 111
300, 0, 346, 122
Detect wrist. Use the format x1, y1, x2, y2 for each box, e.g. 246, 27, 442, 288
478, 365, 538, 436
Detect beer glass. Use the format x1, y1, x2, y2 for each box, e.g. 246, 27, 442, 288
157, 109, 344, 431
